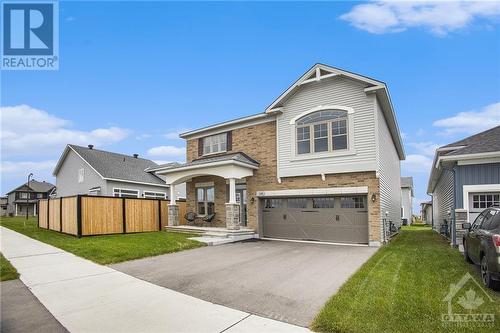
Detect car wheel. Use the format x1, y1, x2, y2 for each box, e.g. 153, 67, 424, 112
481, 255, 497, 289
463, 240, 473, 263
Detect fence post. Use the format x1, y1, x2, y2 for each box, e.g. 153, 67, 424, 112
59, 198, 63, 232
77, 195, 82, 238
37, 200, 40, 228
122, 198, 127, 233
46, 198, 50, 230
158, 200, 162, 231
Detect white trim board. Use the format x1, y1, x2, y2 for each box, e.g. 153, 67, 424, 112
255, 186, 368, 197
462, 184, 500, 211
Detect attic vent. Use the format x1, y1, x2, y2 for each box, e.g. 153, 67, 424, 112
133, 154, 139, 158
88, 145, 94, 149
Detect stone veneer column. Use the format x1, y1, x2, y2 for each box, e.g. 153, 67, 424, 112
168, 204, 179, 226
225, 203, 240, 230
455, 209, 468, 249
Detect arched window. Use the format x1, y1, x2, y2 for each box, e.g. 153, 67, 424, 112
295, 110, 348, 154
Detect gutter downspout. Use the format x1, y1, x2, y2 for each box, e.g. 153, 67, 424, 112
442, 165, 457, 247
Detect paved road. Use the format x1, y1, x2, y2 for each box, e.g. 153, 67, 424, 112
112, 239, 377, 326
0, 227, 310, 333
1, 279, 68, 333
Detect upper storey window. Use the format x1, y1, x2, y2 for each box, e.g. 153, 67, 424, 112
203, 133, 227, 155
296, 110, 348, 155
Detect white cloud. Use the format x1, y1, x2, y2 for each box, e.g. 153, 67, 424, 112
340, 1, 500, 35
135, 133, 152, 140
0, 105, 130, 157
433, 102, 500, 135
401, 154, 433, 173
1, 160, 56, 178
163, 129, 190, 140
147, 145, 185, 159
407, 141, 441, 157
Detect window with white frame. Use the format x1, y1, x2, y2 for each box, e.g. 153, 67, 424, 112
144, 191, 166, 199
203, 133, 227, 155
296, 110, 348, 155
78, 168, 85, 183
196, 187, 214, 216
472, 193, 500, 209
113, 188, 139, 198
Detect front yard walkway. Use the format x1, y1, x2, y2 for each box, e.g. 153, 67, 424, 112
312, 225, 500, 333
0, 226, 310, 332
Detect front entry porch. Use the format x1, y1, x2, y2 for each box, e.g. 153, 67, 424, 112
148, 153, 259, 232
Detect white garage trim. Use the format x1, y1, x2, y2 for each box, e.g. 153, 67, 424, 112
462, 184, 500, 211
255, 186, 368, 197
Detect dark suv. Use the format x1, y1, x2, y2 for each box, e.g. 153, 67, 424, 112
463, 206, 500, 289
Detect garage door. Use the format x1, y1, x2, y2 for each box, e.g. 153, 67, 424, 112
261, 196, 368, 244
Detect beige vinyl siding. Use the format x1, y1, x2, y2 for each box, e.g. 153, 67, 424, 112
276, 77, 377, 178
376, 99, 402, 238
432, 169, 454, 233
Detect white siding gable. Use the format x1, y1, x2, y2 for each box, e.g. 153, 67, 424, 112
276, 77, 377, 178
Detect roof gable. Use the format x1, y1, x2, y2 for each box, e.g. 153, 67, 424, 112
6, 180, 55, 195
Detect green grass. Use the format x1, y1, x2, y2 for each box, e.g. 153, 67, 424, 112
312, 225, 500, 333
0, 217, 204, 265
0, 252, 19, 281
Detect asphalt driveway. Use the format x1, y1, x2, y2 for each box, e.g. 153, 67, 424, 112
111, 239, 377, 327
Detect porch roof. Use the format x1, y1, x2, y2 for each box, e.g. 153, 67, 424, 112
151, 152, 260, 185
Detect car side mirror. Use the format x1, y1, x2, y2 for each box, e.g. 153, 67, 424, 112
462, 223, 471, 230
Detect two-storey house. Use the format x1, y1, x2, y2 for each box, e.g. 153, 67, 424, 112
150, 64, 405, 246
5, 180, 55, 216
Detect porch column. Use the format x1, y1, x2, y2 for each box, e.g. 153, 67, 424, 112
226, 178, 240, 230
168, 184, 179, 226
15, 203, 18, 216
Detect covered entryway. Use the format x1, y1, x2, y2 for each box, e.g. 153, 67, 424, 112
261, 195, 369, 244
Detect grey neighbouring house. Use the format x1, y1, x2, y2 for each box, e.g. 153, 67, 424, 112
5, 180, 55, 216
401, 176, 414, 225
427, 125, 500, 247
0, 197, 7, 216
53, 144, 186, 199
149, 63, 405, 246
420, 201, 432, 225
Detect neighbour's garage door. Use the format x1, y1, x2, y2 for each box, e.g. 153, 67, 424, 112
261, 196, 368, 244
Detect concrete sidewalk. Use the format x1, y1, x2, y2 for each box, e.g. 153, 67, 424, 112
0, 227, 310, 333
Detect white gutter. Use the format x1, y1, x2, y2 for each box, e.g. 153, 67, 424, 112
179, 113, 277, 139
103, 178, 170, 188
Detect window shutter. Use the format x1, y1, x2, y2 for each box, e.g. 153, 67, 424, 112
198, 138, 203, 156
227, 131, 232, 151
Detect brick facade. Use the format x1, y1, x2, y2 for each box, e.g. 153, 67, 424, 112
185, 120, 382, 242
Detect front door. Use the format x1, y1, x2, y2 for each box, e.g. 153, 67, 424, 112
236, 189, 247, 226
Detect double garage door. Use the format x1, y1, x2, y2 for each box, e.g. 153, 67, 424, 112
261, 196, 369, 244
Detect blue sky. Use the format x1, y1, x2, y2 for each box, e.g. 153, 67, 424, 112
2, 1, 500, 213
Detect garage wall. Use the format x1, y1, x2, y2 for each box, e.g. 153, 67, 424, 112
376, 99, 402, 238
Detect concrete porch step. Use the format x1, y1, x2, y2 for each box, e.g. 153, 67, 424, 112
165, 225, 257, 246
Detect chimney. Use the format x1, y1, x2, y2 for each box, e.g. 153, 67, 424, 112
133, 154, 139, 158
88, 145, 94, 149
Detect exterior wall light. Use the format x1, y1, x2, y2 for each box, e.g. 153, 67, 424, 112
371, 193, 376, 203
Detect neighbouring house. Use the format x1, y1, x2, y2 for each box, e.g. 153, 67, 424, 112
53, 144, 186, 199
427, 125, 500, 246
401, 176, 414, 225
5, 180, 55, 216
149, 63, 405, 246
0, 197, 8, 216
420, 201, 432, 225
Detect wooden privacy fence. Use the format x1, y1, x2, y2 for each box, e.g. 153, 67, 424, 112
38, 195, 186, 237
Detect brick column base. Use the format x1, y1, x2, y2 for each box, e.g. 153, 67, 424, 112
168, 204, 179, 226
455, 209, 468, 248
225, 203, 240, 230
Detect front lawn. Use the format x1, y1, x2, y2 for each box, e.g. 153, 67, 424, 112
0, 252, 19, 281
313, 225, 500, 333
0, 217, 204, 265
